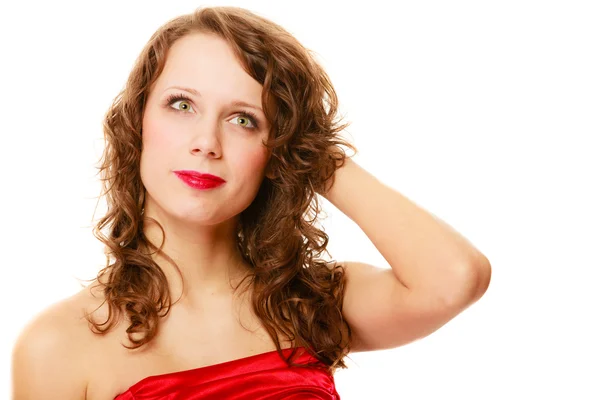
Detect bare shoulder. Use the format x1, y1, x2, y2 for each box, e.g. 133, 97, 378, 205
12, 290, 95, 399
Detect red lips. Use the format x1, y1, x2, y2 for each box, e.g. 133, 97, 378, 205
174, 170, 225, 190
173, 170, 225, 182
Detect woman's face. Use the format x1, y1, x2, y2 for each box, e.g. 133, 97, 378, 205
140, 32, 272, 225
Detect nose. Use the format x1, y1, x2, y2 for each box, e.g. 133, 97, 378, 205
189, 112, 222, 158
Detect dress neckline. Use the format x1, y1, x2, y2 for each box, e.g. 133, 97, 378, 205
123, 346, 310, 394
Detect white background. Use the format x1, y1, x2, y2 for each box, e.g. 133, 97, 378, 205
2, 1, 599, 398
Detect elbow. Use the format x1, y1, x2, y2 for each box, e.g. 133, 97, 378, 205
472, 252, 492, 295
462, 255, 492, 304
446, 256, 492, 309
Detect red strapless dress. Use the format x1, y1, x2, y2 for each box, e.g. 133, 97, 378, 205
113, 347, 340, 399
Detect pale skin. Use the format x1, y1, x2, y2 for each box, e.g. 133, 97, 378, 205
138, 31, 275, 308
11, 32, 491, 399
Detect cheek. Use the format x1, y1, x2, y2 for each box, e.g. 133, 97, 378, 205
232, 144, 270, 179
142, 114, 176, 150
140, 114, 179, 189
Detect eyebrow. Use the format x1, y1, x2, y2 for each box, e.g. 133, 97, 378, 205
165, 85, 264, 114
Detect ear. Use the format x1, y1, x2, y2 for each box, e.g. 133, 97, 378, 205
264, 156, 276, 180
265, 165, 276, 180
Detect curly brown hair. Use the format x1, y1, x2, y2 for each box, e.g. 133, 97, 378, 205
82, 6, 357, 374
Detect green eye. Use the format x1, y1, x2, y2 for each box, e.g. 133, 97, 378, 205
236, 116, 249, 126
165, 93, 194, 112
230, 112, 258, 130
174, 100, 192, 112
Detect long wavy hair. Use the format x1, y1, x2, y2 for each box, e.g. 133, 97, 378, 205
83, 6, 357, 374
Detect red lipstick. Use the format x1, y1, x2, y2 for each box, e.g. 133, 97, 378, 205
174, 170, 225, 190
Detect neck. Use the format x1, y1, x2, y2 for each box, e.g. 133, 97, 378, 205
141, 206, 253, 308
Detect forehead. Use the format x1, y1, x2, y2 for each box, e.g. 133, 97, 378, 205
153, 32, 263, 101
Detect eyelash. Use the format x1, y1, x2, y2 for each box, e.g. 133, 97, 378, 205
164, 93, 260, 130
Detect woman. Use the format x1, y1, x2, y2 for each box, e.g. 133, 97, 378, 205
12, 6, 491, 399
